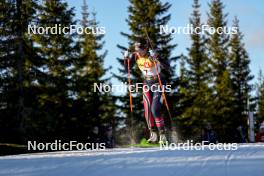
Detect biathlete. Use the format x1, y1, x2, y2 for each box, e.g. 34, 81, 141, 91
123, 37, 169, 144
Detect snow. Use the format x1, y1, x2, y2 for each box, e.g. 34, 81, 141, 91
0, 144, 264, 176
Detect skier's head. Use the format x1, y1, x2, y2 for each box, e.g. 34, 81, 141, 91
134, 37, 149, 56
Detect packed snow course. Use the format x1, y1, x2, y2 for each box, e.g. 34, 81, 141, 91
0, 144, 264, 176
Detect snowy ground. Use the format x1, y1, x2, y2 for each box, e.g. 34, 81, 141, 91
0, 144, 264, 176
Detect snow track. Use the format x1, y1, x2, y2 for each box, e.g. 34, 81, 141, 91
0, 144, 264, 176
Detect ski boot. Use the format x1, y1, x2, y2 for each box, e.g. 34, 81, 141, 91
147, 130, 158, 143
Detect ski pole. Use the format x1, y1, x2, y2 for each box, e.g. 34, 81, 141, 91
124, 52, 134, 144
144, 28, 173, 122
127, 56, 133, 113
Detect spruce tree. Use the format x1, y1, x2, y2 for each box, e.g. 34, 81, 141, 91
71, 0, 115, 142
0, 0, 39, 143
229, 17, 253, 133
175, 54, 193, 139
178, 0, 212, 140
114, 0, 176, 143
207, 0, 235, 142
31, 0, 78, 139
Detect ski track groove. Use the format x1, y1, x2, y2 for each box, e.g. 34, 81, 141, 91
0, 144, 264, 176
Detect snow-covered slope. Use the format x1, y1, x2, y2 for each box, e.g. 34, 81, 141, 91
0, 144, 264, 176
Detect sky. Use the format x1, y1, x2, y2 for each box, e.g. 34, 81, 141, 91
67, 0, 264, 86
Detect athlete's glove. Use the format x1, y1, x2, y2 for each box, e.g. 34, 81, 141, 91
149, 50, 155, 57
149, 49, 159, 62
124, 50, 131, 72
